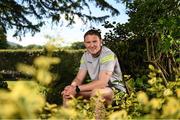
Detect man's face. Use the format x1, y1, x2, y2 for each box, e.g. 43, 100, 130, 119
84, 34, 102, 55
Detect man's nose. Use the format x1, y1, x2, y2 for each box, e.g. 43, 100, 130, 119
89, 42, 94, 47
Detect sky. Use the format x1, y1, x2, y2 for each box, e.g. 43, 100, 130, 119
7, 1, 129, 47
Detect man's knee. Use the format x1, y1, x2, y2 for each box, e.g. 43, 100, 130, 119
91, 88, 113, 96
91, 88, 114, 99
91, 88, 102, 97
91, 88, 114, 104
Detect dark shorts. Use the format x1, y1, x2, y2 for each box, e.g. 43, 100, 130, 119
108, 84, 126, 93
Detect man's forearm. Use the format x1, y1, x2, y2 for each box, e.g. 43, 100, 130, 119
71, 77, 82, 86
79, 80, 108, 92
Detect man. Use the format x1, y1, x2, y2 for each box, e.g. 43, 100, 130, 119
61, 29, 126, 107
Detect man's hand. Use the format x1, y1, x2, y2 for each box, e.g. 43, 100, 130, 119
61, 85, 76, 99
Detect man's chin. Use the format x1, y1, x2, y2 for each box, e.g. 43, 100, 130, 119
88, 49, 101, 57
89, 51, 98, 55
90, 51, 101, 57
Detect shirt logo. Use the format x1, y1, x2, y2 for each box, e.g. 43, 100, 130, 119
87, 61, 92, 63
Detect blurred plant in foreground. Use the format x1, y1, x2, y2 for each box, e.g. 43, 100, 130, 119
0, 44, 60, 119
0, 81, 45, 119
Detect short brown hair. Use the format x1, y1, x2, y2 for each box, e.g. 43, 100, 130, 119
84, 29, 101, 40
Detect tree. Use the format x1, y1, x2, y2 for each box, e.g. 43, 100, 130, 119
103, 21, 147, 76
123, 0, 180, 84
0, 26, 8, 49
0, 0, 121, 37
103, 0, 179, 91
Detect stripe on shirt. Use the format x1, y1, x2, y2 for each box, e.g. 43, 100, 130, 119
100, 54, 115, 64
80, 58, 85, 64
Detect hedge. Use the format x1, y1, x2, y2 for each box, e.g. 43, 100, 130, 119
0, 49, 84, 104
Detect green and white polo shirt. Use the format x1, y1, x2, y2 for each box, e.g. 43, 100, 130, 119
79, 46, 126, 92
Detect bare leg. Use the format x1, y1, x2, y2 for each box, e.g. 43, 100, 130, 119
62, 87, 114, 119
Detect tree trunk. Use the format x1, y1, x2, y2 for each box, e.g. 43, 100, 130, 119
146, 38, 151, 61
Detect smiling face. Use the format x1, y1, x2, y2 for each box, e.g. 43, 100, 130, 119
84, 34, 102, 57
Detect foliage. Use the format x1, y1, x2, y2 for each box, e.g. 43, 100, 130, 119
103, 0, 179, 90
24, 44, 43, 49
125, 0, 179, 37
0, 45, 60, 119
0, 49, 82, 73
0, 49, 44, 71
108, 65, 180, 119
43, 65, 180, 119
0, 47, 179, 119
7, 43, 23, 49
0, 81, 46, 119
63, 65, 179, 119
0, 26, 8, 49
70, 41, 85, 49
0, 48, 84, 104
0, 0, 121, 37
0, 0, 179, 118
124, 0, 180, 82
103, 22, 148, 77
0, 81, 8, 90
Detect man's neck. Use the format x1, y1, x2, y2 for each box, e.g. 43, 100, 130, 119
92, 47, 102, 58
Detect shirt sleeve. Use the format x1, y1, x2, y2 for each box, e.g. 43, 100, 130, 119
100, 53, 116, 72
79, 54, 87, 70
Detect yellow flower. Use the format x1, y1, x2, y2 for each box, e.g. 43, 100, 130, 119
163, 88, 173, 97
124, 75, 131, 79
148, 72, 156, 78
0, 82, 45, 119
34, 56, 51, 69
17, 63, 36, 76
45, 44, 57, 52
0, 103, 18, 119
148, 77, 157, 85
109, 110, 128, 120
10, 81, 45, 112
150, 98, 162, 109
36, 69, 52, 85
137, 91, 149, 105
176, 88, 180, 98
50, 57, 60, 64
162, 97, 180, 116
34, 56, 60, 69
55, 107, 78, 119
149, 64, 155, 71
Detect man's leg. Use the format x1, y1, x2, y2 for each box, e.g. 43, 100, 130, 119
62, 87, 114, 119
77, 87, 114, 104
91, 87, 114, 105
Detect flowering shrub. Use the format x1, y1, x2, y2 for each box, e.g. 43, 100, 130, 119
0, 81, 45, 119
109, 65, 180, 119
0, 45, 60, 119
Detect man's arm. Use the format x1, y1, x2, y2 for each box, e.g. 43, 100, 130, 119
71, 69, 87, 86
61, 69, 87, 98
79, 71, 112, 92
